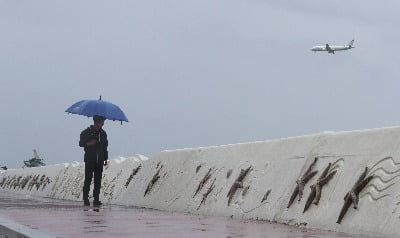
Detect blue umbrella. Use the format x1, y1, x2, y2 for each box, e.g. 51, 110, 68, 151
66, 96, 129, 122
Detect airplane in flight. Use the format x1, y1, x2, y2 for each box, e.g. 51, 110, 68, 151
311, 39, 355, 54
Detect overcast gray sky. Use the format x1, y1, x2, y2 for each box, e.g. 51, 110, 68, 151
1, 0, 400, 168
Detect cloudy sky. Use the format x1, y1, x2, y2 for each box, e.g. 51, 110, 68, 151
1, 0, 400, 168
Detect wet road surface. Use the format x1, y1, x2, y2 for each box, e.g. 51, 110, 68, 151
0, 193, 363, 238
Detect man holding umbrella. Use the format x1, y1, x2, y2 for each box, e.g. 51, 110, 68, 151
66, 96, 129, 206
79, 115, 108, 207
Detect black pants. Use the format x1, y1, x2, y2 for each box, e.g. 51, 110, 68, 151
83, 162, 103, 201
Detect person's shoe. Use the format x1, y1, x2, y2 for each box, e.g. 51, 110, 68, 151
83, 199, 90, 206
93, 200, 102, 207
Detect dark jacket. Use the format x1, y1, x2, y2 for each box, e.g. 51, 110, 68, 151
79, 126, 108, 163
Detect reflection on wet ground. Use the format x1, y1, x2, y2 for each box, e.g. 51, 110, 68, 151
0, 193, 363, 238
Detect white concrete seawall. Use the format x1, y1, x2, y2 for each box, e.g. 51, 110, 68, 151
2, 127, 400, 238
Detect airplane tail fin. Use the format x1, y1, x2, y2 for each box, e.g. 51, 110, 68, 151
348, 39, 355, 48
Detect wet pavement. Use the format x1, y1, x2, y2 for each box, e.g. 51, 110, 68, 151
0, 193, 363, 238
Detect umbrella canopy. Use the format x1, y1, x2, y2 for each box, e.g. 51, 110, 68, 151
66, 97, 129, 122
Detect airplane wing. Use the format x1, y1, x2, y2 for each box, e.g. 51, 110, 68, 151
325, 44, 334, 54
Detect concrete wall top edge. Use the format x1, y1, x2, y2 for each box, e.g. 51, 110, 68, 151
157, 125, 400, 155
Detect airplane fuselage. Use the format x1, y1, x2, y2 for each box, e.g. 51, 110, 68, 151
311, 40, 354, 54
311, 45, 351, 52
